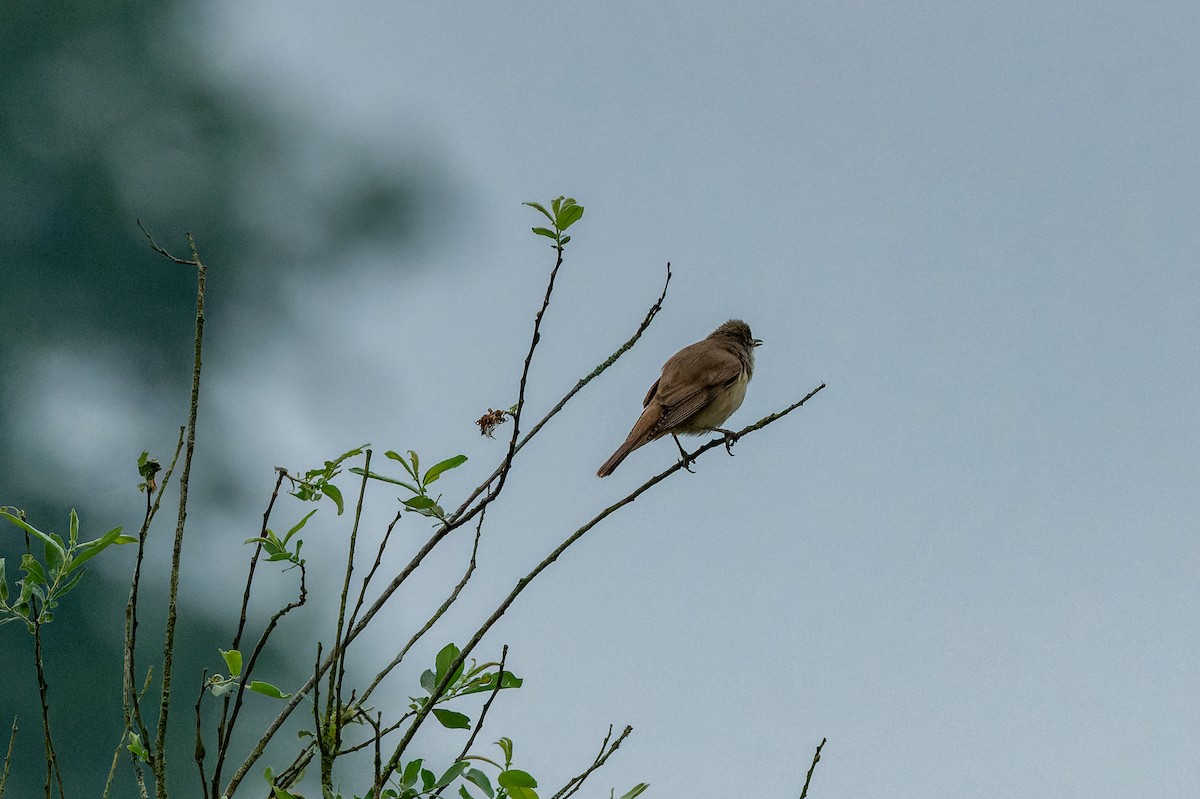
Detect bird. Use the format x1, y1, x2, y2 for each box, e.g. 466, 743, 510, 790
597, 319, 761, 477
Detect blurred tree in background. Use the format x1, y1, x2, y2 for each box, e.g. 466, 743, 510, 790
0, 2, 439, 793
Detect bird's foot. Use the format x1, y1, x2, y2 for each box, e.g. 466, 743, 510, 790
715, 428, 740, 456
672, 434, 697, 473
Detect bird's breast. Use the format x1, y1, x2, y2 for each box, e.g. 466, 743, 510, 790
676, 369, 749, 432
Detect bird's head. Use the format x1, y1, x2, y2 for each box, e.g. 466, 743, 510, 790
715, 319, 762, 348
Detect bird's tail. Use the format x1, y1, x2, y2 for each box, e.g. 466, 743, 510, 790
596, 443, 633, 478
597, 405, 660, 477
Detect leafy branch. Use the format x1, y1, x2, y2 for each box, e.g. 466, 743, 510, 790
524, 196, 584, 248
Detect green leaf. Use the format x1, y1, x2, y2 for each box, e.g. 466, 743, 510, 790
420, 669, 436, 694
432, 708, 471, 729
330, 444, 367, 464
459, 786, 474, 799
531, 227, 558, 239
402, 758, 423, 788
436, 761, 469, 787
551, 196, 562, 216
246, 532, 272, 548
385, 450, 419, 480
421, 768, 436, 792
423, 454, 467, 486
20, 555, 46, 587
556, 203, 584, 231
559, 235, 570, 245
55, 568, 86, 600
497, 769, 537, 789
495, 737, 513, 767
457, 670, 522, 696
324, 483, 345, 514
616, 784, 650, 799
221, 648, 243, 677
0, 558, 7, 602
248, 680, 292, 699
2, 511, 62, 558
68, 526, 131, 570
508, 788, 538, 799
44, 539, 63, 572
522, 201, 554, 223
465, 769, 494, 798
435, 642, 460, 681
283, 509, 319, 544
128, 732, 149, 763
350, 467, 421, 494
403, 496, 437, 511
408, 450, 420, 476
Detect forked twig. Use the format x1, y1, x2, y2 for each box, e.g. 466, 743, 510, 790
551, 724, 634, 799
448, 262, 672, 524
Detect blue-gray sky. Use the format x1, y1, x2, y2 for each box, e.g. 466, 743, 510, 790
12, 1, 1200, 796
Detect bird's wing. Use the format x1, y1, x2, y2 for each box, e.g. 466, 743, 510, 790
651, 343, 743, 432
642, 377, 661, 408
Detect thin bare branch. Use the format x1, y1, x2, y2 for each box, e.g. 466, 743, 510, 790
448, 262, 672, 524
799, 738, 826, 799
137, 220, 201, 266
100, 730, 122, 799
193, 673, 207, 795
552, 724, 634, 799
150, 230, 208, 799
32, 617, 64, 799
209, 468, 288, 796
329, 452, 374, 757
359, 507, 486, 705
0, 717, 16, 798
230, 468, 288, 654
209, 561, 307, 797
125, 427, 185, 761
345, 510, 404, 639
367, 712, 385, 799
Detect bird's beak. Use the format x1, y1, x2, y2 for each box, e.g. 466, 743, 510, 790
752, 338, 763, 347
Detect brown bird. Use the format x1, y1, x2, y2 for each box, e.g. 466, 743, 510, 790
597, 319, 762, 477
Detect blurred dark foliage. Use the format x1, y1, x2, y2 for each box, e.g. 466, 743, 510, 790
0, 0, 437, 502
0, 2, 438, 794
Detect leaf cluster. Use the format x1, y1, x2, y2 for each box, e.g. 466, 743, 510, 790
137, 451, 162, 494
0, 507, 135, 631
289, 445, 368, 515
244, 509, 316, 568
352, 450, 468, 521
411, 643, 523, 731
523, 196, 584, 248
205, 648, 292, 701
385, 737, 534, 799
